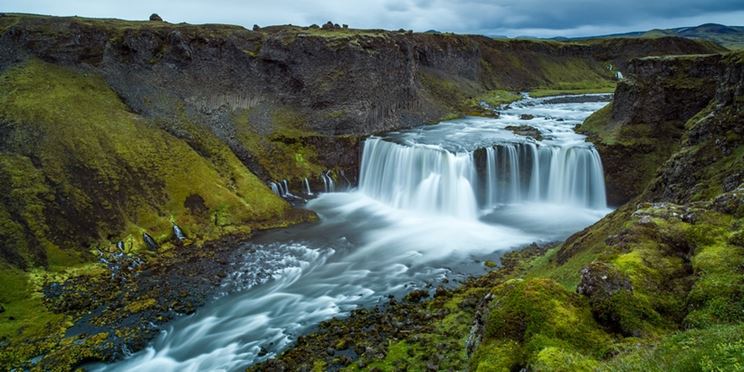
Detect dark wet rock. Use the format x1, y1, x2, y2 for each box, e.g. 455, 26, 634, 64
505, 125, 543, 141
711, 185, 744, 217
519, 114, 535, 120
577, 262, 632, 299
143, 233, 158, 250
172, 223, 186, 241
37, 234, 258, 367
149, 13, 163, 22
465, 293, 492, 356
403, 289, 429, 303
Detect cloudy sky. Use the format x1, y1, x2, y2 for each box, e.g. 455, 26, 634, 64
4, 0, 744, 38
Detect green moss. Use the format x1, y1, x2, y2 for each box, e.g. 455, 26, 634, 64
0, 265, 68, 367
685, 241, 744, 328
232, 107, 325, 181
478, 278, 613, 367
0, 59, 293, 260
470, 340, 523, 371
466, 89, 521, 109
601, 324, 744, 371
532, 346, 600, 371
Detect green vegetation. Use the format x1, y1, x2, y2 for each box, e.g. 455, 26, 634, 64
0, 60, 292, 260
466, 89, 522, 108
529, 84, 616, 98
0, 60, 312, 368
232, 106, 326, 182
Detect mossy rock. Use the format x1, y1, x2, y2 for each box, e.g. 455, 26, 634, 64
478, 278, 612, 367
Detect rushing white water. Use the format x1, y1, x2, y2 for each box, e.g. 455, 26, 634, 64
99, 94, 612, 372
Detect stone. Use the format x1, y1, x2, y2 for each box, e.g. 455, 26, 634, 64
577, 262, 632, 299
519, 114, 535, 120
149, 13, 163, 22
322, 21, 335, 30
505, 125, 543, 140
143, 232, 158, 250
252, 24, 260, 31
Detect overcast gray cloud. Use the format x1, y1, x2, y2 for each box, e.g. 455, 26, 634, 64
3, 0, 744, 37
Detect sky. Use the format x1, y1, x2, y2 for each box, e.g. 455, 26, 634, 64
4, 0, 744, 38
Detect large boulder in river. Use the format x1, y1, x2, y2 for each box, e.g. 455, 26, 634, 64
505, 125, 542, 140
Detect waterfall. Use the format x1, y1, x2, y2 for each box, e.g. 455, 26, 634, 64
321, 171, 335, 193
304, 178, 313, 195
358, 138, 479, 219
358, 137, 606, 219
269, 180, 292, 198
269, 182, 281, 196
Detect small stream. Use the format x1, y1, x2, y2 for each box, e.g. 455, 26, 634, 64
99, 94, 612, 371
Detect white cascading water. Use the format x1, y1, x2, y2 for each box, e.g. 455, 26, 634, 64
358, 127, 607, 219
99, 94, 613, 372
358, 139, 479, 219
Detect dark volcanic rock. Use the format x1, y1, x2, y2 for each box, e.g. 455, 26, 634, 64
519, 114, 535, 120
579, 54, 723, 205
505, 125, 542, 140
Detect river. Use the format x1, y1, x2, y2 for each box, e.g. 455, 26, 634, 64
99, 94, 612, 371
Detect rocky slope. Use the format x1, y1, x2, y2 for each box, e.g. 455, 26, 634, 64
0, 13, 729, 369
255, 51, 744, 371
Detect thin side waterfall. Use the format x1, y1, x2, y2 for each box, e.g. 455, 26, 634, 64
304, 177, 313, 195
321, 171, 335, 193
358, 137, 607, 219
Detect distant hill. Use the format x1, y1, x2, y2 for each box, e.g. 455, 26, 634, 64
571, 23, 744, 50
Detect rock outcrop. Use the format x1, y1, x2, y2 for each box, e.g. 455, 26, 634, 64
579, 54, 726, 205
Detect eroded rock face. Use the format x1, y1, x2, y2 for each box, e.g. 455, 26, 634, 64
579, 53, 743, 206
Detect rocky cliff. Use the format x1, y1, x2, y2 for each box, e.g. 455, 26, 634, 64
0, 13, 723, 267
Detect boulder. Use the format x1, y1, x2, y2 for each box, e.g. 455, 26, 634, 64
577, 262, 632, 298
143, 232, 158, 250
505, 125, 542, 141
252, 24, 260, 31
322, 21, 335, 30
519, 114, 534, 120
577, 262, 654, 336
149, 13, 163, 22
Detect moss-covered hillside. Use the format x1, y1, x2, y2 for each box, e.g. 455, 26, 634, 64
0, 59, 312, 368
254, 51, 744, 371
